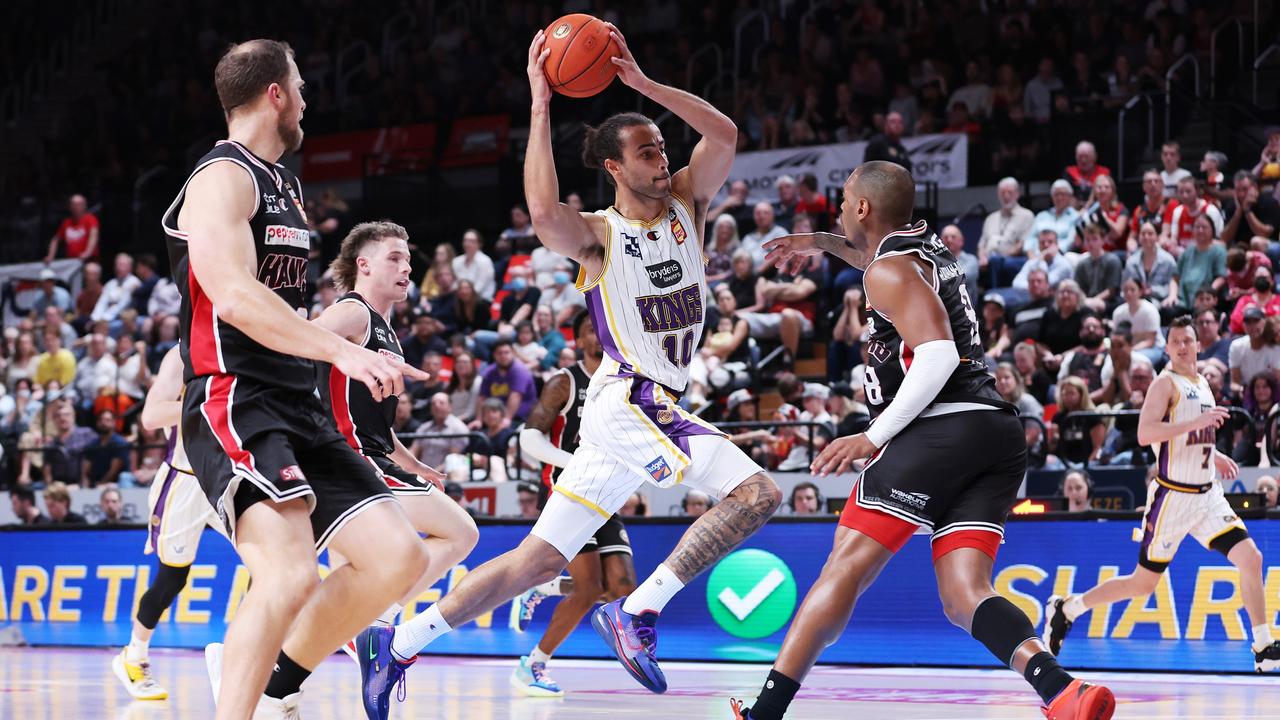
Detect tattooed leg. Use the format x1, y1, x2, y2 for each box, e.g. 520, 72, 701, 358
664, 473, 782, 583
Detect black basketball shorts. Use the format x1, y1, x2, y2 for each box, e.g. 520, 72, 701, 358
182, 375, 393, 552
370, 454, 436, 495
840, 409, 1027, 561
579, 514, 632, 557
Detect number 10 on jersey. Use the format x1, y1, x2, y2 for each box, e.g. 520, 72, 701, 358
662, 330, 695, 367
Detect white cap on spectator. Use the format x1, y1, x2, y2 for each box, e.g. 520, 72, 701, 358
726, 388, 754, 412
802, 383, 830, 401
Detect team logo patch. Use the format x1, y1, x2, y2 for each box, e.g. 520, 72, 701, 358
866, 340, 891, 364
657, 407, 674, 424
280, 465, 307, 482
645, 260, 684, 288
671, 216, 687, 244
552, 22, 572, 39
623, 233, 642, 259
646, 456, 672, 482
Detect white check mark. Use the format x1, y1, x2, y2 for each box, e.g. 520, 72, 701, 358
718, 568, 785, 622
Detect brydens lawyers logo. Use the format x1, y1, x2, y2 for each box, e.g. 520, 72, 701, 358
264, 225, 310, 249
645, 260, 683, 288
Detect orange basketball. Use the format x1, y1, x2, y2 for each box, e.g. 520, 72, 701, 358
543, 14, 620, 98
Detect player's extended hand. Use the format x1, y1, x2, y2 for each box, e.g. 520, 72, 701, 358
527, 30, 552, 110
606, 24, 650, 92
419, 463, 447, 492
763, 234, 825, 275
1193, 406, 1230, 431
810, 433, 877, 477
1213, 451, 1239, 481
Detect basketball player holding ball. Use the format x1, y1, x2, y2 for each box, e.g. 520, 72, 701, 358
359, 21, 781, 714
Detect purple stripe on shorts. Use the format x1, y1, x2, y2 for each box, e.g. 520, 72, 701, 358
149, 464, 181, 552
585, 288, 630, 372
1139, 484, 1170, 559
627, 377, 719, 455
164, 427, 178, 464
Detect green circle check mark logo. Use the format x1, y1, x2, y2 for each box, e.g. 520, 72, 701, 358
706, 549, 797, 639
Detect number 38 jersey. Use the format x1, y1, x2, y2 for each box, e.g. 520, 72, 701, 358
862, 221, 1006, 418
578, 194, 707, 392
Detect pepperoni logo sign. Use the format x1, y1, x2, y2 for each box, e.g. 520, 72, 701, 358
264, 225, 311, 249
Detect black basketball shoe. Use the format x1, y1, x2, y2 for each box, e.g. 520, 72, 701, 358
1042, 595, 1074, 656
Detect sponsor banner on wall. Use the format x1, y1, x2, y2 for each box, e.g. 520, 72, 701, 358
301, 123, 438, 182
723, 134, 968, 204
2, 518, 1277, 672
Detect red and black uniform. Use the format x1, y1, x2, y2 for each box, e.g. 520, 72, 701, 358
163, 140, 391, 550
538, 362, 630, 557
318, 291, 433, 494
843, 221, 1026, 562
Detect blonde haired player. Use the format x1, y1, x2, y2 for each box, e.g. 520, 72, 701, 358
1044, 315, 1280, 672
359, 24, 781, 714
112, 345, 223, 700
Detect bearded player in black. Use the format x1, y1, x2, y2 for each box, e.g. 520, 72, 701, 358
729, 162, 1114, 720
162, 40, 430, 720
311, 221, 478, 685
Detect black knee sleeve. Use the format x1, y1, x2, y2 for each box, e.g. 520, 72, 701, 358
136, 563, 191, 629
970, 595, 1038, 667
1209, 526, 1249, 557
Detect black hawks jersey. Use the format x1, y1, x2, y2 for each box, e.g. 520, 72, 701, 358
862, 221, 1006, 418
317, 292, 405, 458
162, 140, 314, 391
541, 361, 592, 485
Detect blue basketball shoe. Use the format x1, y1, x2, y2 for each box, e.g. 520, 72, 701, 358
591, 598, 667, 693
355, 625, 413, 720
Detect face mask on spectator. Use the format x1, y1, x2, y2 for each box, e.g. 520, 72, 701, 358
509, 277, 527, 292
16, 389, 30, 400
1255, 277, 1273, 293
553, 271, 571, 285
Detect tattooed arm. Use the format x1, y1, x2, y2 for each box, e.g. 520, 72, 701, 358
762, 231, 875, 273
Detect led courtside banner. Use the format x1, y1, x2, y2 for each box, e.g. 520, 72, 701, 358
2, 519, 1277, 673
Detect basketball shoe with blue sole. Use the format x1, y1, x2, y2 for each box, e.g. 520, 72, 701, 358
356, 625, 413, 720
591, 598, 667, 693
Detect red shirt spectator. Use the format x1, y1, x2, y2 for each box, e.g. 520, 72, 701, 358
1064, 141, 1111, 202
1225, 248, 1272, 298
45, 194, 100, 262
794, 173, 829, 229
1229, 267, 1280, 334
1163, 177, 1225, 250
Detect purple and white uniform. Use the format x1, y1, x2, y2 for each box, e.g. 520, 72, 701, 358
1138, 369, 1246, 572
143, 424, 223, 566
529, 194, 763, 560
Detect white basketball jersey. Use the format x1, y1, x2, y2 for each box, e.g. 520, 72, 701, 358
1153, 369, 1217, 487
579, 194, 707, 391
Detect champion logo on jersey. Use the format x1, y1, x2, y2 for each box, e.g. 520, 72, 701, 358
623, 233, 642, 259
645, 457, 672, 482
647, 230, 662, 242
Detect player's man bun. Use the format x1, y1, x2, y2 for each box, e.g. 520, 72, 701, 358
582, 112, 654, 186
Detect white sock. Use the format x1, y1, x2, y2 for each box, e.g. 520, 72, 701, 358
1253, 623, 1275, 651
533, 576, 569, 597
622, 564, 684, 614
125, 632, 149, 662
391, 604, 452, 662
376, 603, 404, 627
1062, 595, 1087, 622
529, 646, 552, 666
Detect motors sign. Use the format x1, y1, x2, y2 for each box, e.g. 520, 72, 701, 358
721, 134, 968, 205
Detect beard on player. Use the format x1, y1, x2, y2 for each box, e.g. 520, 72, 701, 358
277, 94, 304, 153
